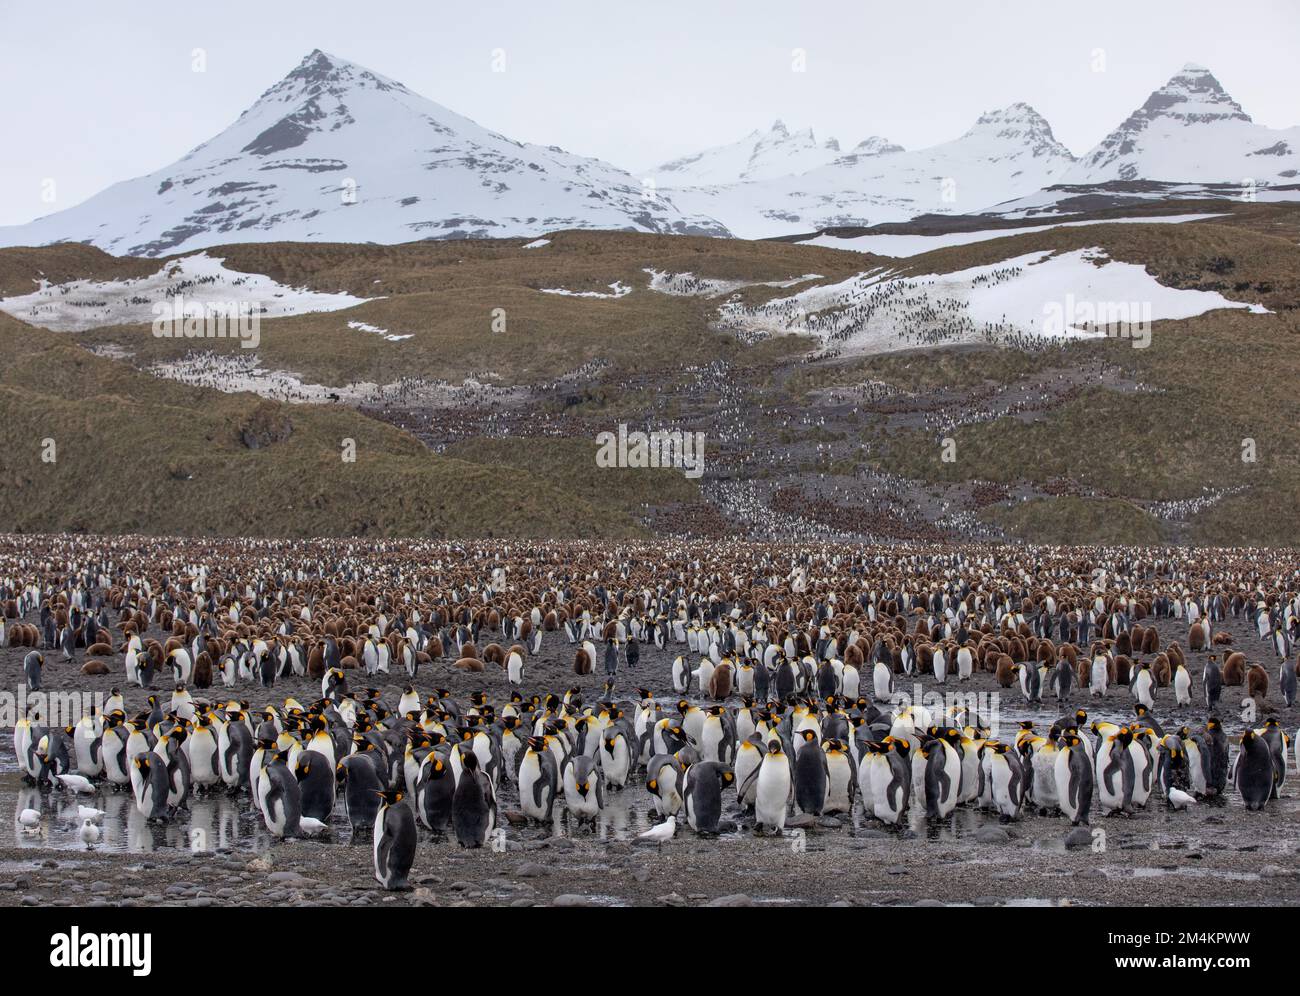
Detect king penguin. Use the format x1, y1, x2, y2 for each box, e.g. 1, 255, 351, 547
1235, 729, 1274, 811
1054, 733, 1093, 825
452, 751, 496, 848
373, 787, 417, 890
754, 740, 793, 833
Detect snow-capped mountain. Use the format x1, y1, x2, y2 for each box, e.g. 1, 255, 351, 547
670, 103, 1076, 238
644, 120, 856, 186
1065, 64, 1300, 185
3, 55, 1295, 254
0, 50, 728, 256
842, 136, 907, 160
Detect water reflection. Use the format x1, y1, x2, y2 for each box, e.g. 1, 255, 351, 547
7, 776, 279, 854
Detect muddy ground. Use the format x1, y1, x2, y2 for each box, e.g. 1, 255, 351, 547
2, 607, 1297, 907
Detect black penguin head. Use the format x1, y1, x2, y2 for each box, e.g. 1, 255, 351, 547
766, 741, 783, 756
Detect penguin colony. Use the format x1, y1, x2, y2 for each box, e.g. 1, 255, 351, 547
4, 536, 1299, 893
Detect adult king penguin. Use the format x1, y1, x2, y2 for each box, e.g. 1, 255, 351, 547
373, 787, 416, 890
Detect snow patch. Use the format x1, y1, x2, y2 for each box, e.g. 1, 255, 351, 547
522, 238, 551, 249
147, 352, 527, 406
714, 248, 1266, 354
540, 281, 632, 299
644, 268, 824, 297
0, 252, 371, 332
803, 213, 1230, 257
347, 320, 413, 342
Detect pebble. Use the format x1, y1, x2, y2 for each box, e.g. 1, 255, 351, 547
1064, 828, 1093, 850
1260, 864, 1296, 879
514, 862, 549, 878
551, 894, 599, 907
705, 893, 753, 907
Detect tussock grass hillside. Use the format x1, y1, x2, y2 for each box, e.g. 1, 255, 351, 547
65, 230, 859, 387
0, 243, 157, 296
982, 497, 1164, 545
6, 202, 1300, 545
0, 315, 652, 538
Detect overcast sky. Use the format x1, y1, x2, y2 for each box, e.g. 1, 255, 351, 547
2, 0, 1297, 225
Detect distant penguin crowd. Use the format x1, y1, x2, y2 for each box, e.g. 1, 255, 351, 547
3, 534, 1298, 890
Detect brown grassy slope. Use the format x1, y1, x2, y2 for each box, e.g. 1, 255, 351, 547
786, 342, 1067, 396
894, 216, 1300, 311
0, 243, 157, 296
63, 230, 861, 387
870, 214, 1300, 543
982, 497, 1163, 545
0, 315, 650, 538
444, 437, 699, 517
207, 230, 872, 298
875, 313, 1298, 489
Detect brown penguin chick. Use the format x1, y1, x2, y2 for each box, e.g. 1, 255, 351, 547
1166, 642, 1185, 669
192, 650, 213, 688
843, 642, 864, 670
1113, 654, 1132, 686
1222, 651, 1246, 686
1151, 653, 1171, 687
995, 655, 1016, 688
573, 649, 592, 676
481, 643, 504, 667
1008, 636, 1027, 664
1141, 626, 1160, 655
1074, 655, 1091, 688
708, 660, 734, 700
80, 659, 110, 676
1115, 629, 1133, 657
1246, 663, 1269, 699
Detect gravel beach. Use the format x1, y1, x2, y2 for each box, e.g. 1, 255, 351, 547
4, 602, 1297, 908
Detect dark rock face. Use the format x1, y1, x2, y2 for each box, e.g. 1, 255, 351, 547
239, 403, 293, 449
